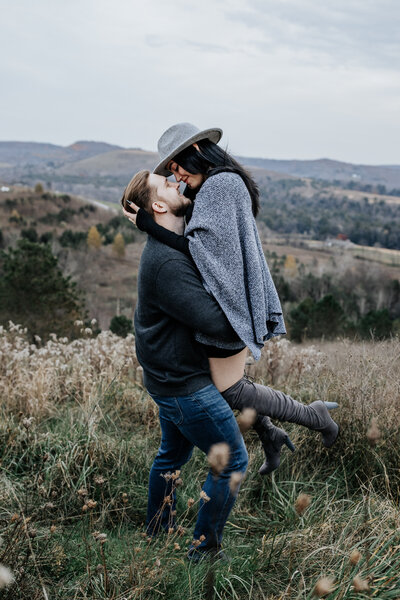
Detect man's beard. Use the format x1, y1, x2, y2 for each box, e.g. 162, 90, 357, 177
169, 202, 191, 218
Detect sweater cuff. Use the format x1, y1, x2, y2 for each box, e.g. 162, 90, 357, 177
136, 208, 152, 232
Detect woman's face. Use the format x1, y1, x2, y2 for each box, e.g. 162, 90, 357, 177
167, 160, 205, 190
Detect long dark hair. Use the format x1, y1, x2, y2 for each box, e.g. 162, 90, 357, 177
173, 140, 260, 217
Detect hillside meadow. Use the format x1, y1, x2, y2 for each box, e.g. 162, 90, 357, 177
1, 324, 399, 599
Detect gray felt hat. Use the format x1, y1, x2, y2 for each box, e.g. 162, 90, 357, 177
153, 122, 223, 176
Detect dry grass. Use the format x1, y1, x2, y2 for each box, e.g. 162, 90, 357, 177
1, 326, 400, 599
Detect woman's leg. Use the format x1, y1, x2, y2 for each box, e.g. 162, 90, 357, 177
209, 351, 295, 475
222, 377, 339, 448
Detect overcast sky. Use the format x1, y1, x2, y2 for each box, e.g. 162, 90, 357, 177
1, 0, 399, 164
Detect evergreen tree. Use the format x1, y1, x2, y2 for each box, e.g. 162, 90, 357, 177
0, 239, 85, 340
288, 298, 315, 342
309, 294, 345, 338
358, 309, 393, 340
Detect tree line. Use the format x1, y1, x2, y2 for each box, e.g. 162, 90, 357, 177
258, 185, 400, 250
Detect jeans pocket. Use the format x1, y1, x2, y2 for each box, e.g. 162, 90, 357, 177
151, 394, 184, 426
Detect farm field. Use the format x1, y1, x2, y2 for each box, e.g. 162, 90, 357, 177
1, 326, 399, 599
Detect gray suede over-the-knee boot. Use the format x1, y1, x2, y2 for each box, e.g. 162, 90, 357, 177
222, 377, 339, 449
252, 415, 295, 475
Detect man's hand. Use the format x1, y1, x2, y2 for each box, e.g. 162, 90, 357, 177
122, 202, 140, 226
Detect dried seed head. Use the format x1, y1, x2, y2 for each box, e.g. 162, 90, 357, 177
200, 490, 210, 503
295, 493, 312, 515
22, 417, 34, 430
82, 504, 88, 512
192, 539, 201, 548
187, 498, 195, 508
86, 499, 97, 509
77, 488, 88, 497
94, 533, 107, 543
199, 535, 206, 542
208, 442, 230, 474
0, 565, 14, 589
174, 543, 180, 550
168, 528, 174, 535
161, 472, 172, 481
94, 476, 106, 486
349, 549, 362, 565
366, 417, 381, 446
10, 514, 19, 523
44, 502, 55, 510
237, 408, 257, 433
50, 525, 57, 534
353, 575, 370, 592
175, 478, 183, 487
176, 525, 185, 536
155, 558, 161, 568
171, 470, 181, 480
229, 471, 243, 495
313, 576, 335, 597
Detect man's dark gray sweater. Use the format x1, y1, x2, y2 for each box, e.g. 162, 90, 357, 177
134, 236, 240, 396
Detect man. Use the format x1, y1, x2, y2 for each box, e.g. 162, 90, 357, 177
121, 170, 248, 559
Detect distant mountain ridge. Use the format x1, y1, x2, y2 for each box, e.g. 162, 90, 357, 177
0, 140, 400, 188
0, 140, 124, 167
236, 156, 400, 189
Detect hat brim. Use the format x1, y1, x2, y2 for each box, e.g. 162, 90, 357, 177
153, 128, 223, 176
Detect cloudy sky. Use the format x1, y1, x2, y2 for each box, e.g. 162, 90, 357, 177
1, 0, 399, 164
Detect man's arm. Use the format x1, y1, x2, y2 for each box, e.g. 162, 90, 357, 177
155, 258, 240, 343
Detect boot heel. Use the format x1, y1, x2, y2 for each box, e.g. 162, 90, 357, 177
285, 436, 295, 452
324, 401, 339, 410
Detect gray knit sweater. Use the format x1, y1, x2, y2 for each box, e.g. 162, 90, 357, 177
185, 172, 286, 360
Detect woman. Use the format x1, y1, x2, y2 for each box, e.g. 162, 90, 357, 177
122, 123, 339, 474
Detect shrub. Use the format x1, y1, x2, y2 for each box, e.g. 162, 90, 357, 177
358, 309, 393, 340
21, 227, 38, 243
110, 315, 134, 337
59, 229, 87, 249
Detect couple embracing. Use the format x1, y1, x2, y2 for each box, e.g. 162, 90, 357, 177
121, 123, 339, 561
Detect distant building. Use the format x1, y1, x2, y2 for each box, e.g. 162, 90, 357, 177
1, 185, 10, 192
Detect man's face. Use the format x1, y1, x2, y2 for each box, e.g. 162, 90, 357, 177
149, 174, 191, 216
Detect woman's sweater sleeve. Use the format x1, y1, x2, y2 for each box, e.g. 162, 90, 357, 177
136, 208, 191, 257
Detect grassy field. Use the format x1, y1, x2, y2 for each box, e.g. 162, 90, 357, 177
1, 326, 400, 599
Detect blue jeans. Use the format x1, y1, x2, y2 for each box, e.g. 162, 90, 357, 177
146, 384, 248, 549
